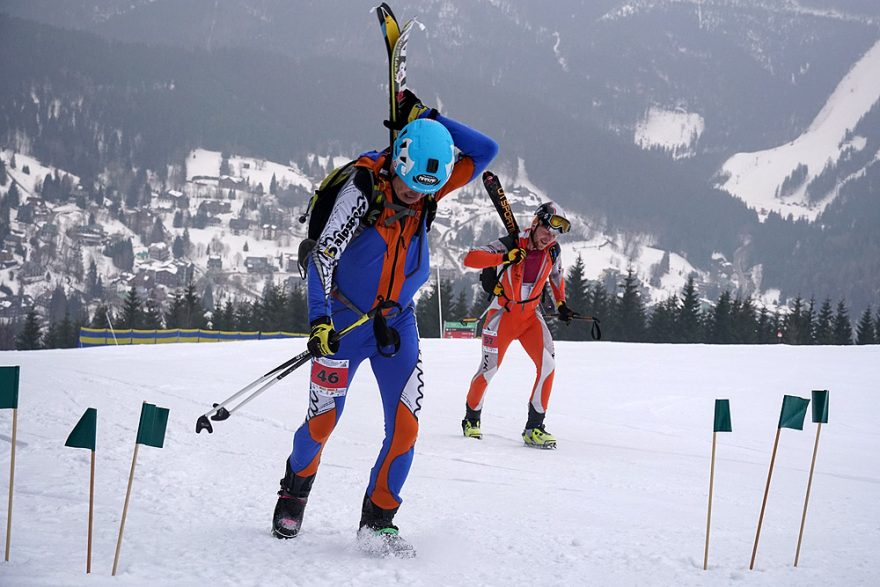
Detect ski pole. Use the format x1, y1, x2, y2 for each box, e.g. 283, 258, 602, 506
546, 313, 602, 340
195, 304, 384, 434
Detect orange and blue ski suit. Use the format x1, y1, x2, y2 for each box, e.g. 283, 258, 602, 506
464, 230, 566, 424
289, 112, 497, 512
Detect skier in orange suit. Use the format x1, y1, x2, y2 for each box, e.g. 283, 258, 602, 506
461, 203, 577, 449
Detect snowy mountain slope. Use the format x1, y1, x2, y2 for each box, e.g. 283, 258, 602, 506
718, 38, 880, 221
1, 340, 878, 585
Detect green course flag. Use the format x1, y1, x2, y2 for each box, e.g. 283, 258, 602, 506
0, 366, 20, 409
65, 408, 97, 451
778, 395, 810, 430
811, 390, 829, 424
713, 399, 732, 432
136, 403, 169, 448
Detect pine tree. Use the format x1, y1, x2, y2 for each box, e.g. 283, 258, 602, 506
261, 280, 286, 329
0, 158, 7, 185
784, 296, 805, 344
707, 290, 733, 343
449, 289, 469, 323
589, 281, 610, 327
15, 308, 43, 350
234, 301, 254, 331
559, 255, 591, 341
119, 286, 143, 330
164, 290, 185, 329
182, 282, 204, 329
43, 320, 62, 349
223, 300, 238, 332
70, 240, 84, 281
876, 308, 880, 344
58, 312, 76, 348
148, 217, 166, 245
676, 276, 702, 343
220, 152, 231, 176
832, 299, 853, 345
616, 268, 646, 342
415, 280, 440, 338
802, 297, 817, 344
142, 297, 164, 329
172, 236, 185, 258
755, 306, 773, 343
48, 284, 69, 323
647, 296, 678, 343
814, 298, 835, 345
732, 296, 757, 344
855, 307, 875, 345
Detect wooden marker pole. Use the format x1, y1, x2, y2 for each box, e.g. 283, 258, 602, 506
750, 427, 781, 570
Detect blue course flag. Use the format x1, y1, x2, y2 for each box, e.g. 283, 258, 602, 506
811, 390, 829, 424
713, 399, 732, 432
65, 408, 98, 451
778, 395, 810, 430
136, 402, 170, 448
0, 365, 20, 409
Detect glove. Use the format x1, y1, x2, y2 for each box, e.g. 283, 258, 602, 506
556, 302, 576, 323
383, 89, 438, 131
502, 247, 526, 266
307, 317, 340, 357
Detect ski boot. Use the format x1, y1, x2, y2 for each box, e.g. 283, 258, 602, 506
522, 405, 556, 449
271, 462, 315, 539
522, 424, 557, 449
461, 404, 482, 439
461, 418, 482, 439
356, 494, 416, 558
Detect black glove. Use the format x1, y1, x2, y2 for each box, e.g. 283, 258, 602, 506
307, 317, 340, 357
556, 302, 576, 323
383, 89, 437, 131
502, 247, 527, 266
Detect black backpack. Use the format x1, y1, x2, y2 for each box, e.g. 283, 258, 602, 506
296, 156, 437, 277
479, 236, 560, 301
479, 234, 518, 295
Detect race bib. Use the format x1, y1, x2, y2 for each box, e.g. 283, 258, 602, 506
310, 357, 350, 397
482, 329, 499, 355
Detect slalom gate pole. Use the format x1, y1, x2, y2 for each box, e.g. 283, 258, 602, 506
4, 407, 16, 562
703, 431, 717, 570
87, 449, 95, 574
794, 422, 822, 567
112, 442, 139, 576
750, 427, 781, 570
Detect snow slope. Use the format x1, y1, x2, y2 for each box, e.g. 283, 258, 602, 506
634, 107, 705, 159
719, 38, 880, 221
1, 340, 878, 585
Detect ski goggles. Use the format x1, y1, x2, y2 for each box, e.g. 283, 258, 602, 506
540, 214, 571, 234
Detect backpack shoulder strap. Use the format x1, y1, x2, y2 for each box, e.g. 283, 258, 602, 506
499, 233, 517, 251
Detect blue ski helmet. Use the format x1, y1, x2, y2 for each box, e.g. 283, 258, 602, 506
392, 118, 455, 195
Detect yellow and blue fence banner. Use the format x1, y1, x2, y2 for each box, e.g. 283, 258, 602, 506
79, 327, 307, 347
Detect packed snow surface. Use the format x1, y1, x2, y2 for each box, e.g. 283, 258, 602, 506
1, 339, 877, 585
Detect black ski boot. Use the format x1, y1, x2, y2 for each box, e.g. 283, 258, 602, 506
356, 494, 416, 558
271, 462, 315, 539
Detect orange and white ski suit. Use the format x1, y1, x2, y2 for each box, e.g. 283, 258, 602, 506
463, 229, 566, 419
